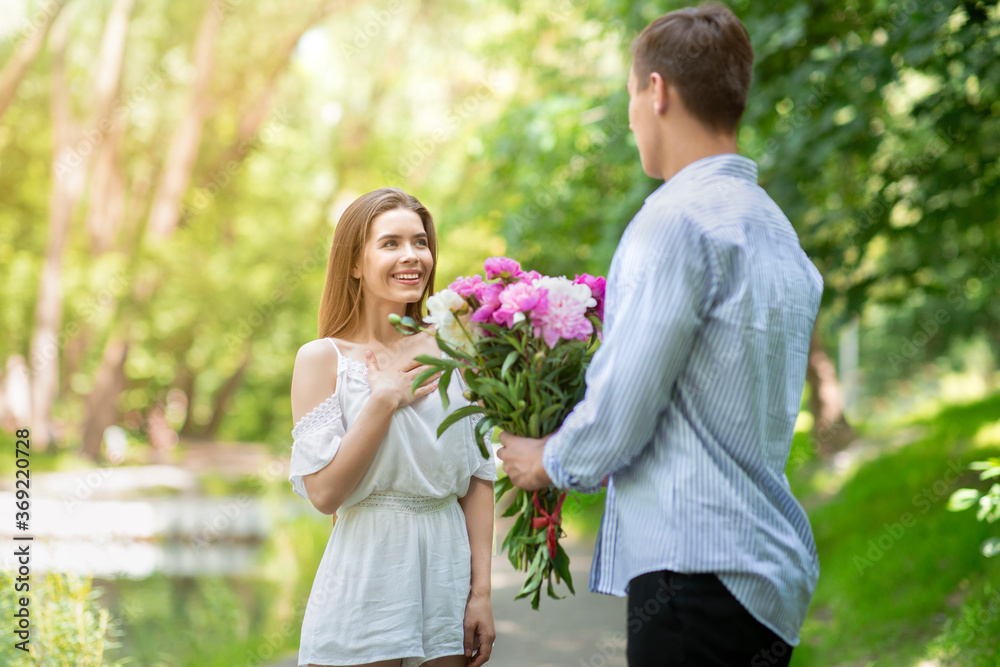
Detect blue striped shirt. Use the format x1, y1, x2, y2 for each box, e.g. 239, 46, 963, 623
542, 153, 823, 645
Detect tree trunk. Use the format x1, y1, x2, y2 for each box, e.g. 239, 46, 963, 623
81, 337, 129, 461
202, 350, 252, 439
30, 0, 134, 450
806, 328, 856, 457
62, 324, 91, 391
0, 0, 69, 124
30, 12, 78, 451
177, 366, 198, 437
146, 404, 176, 464
84, 117, 126, 254
146, 0, 224, 238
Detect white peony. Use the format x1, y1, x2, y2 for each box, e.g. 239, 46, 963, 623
425, 288, 479, 356
532, 276, 597, 312
426, 288, 467, 316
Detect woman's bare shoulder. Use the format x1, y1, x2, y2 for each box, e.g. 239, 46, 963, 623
295, 337, 340, 365
291, 338, 339, 426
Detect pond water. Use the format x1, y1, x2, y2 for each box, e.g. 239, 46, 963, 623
0, 465, 324, 666
1, 492, 300, 577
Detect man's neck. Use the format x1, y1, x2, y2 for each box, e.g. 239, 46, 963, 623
658, 124, 738, 183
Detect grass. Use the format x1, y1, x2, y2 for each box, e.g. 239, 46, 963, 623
559, 392, 1000, 666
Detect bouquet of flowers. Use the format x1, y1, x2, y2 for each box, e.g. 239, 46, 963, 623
389, 256, 606, 609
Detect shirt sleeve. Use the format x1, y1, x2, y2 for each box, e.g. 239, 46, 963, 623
288, 395, 347, 502
543, 211, 717, 492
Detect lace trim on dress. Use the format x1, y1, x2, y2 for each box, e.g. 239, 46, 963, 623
338, 354, 368, 382
345, 491, 458, 514
291, 391, 344, 440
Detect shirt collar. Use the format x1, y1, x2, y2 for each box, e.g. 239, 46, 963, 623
644, 153, 758, 204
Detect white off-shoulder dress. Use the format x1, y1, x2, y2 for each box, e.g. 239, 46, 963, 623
289, 338, 497, 667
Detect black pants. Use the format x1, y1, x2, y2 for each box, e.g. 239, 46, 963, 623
626, 569, 794, 667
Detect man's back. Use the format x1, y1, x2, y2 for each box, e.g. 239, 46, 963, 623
544, 153, 823, 646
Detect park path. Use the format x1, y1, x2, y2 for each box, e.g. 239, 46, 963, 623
267, 515, 628, 667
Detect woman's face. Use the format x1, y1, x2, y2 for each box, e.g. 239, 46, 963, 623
354, 208, 433, 308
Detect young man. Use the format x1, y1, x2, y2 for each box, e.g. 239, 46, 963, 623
496, 4, 823, 666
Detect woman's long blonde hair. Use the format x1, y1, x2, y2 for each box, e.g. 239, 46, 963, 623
318, 188, 438, 339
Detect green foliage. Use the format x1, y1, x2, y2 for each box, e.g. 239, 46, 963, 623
740, 0, 1000, 385
788, 394, 1000, 664
948, 456, 1000, 558
925, 581, 1000, 666
0, 571, 127, 667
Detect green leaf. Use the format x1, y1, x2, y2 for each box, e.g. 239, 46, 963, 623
980, 466, 1000, 480
413, 353, 448, 367
552, 541, 575, 595
501, 350, 520, 380
438, 366, 454, 409
411, 367, 441, 394
523, 546, 545, 579
494, 474, 515, 505
546, 569, 567, 601
475, 376, 518, 407
540, 403, 564, 421
436, 405, 486, 439
501, 498, 522, 518
474, 417, 494, 459
432, 335, 476, 363
503, 512, 527, 556
515, 565, 544, 598
980, 537, 1000, 558
947, 488, 981, 512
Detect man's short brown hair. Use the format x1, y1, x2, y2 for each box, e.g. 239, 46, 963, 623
631, 3, 754, 133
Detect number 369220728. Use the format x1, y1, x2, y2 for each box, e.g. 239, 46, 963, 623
15, 428, 30, 518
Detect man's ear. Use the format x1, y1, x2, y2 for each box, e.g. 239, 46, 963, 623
649, 72, 669, 116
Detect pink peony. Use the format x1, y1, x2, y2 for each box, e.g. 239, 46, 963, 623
493, 281, 547, 328
573, 273, 606, 321
484, 256, 524, 281
522, 269, 543, 282
471, 282, 505, 324
532, 276, 595, 348
449, 275, 484, 299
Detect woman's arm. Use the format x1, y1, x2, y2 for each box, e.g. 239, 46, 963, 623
458, 475, 496, 665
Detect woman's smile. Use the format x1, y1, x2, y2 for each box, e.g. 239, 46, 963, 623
391, 271, 423, 285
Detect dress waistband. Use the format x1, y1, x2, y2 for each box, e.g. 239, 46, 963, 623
343, 491, 458, 514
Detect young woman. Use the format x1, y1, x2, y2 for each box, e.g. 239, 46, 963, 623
289, 188, 497, 667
